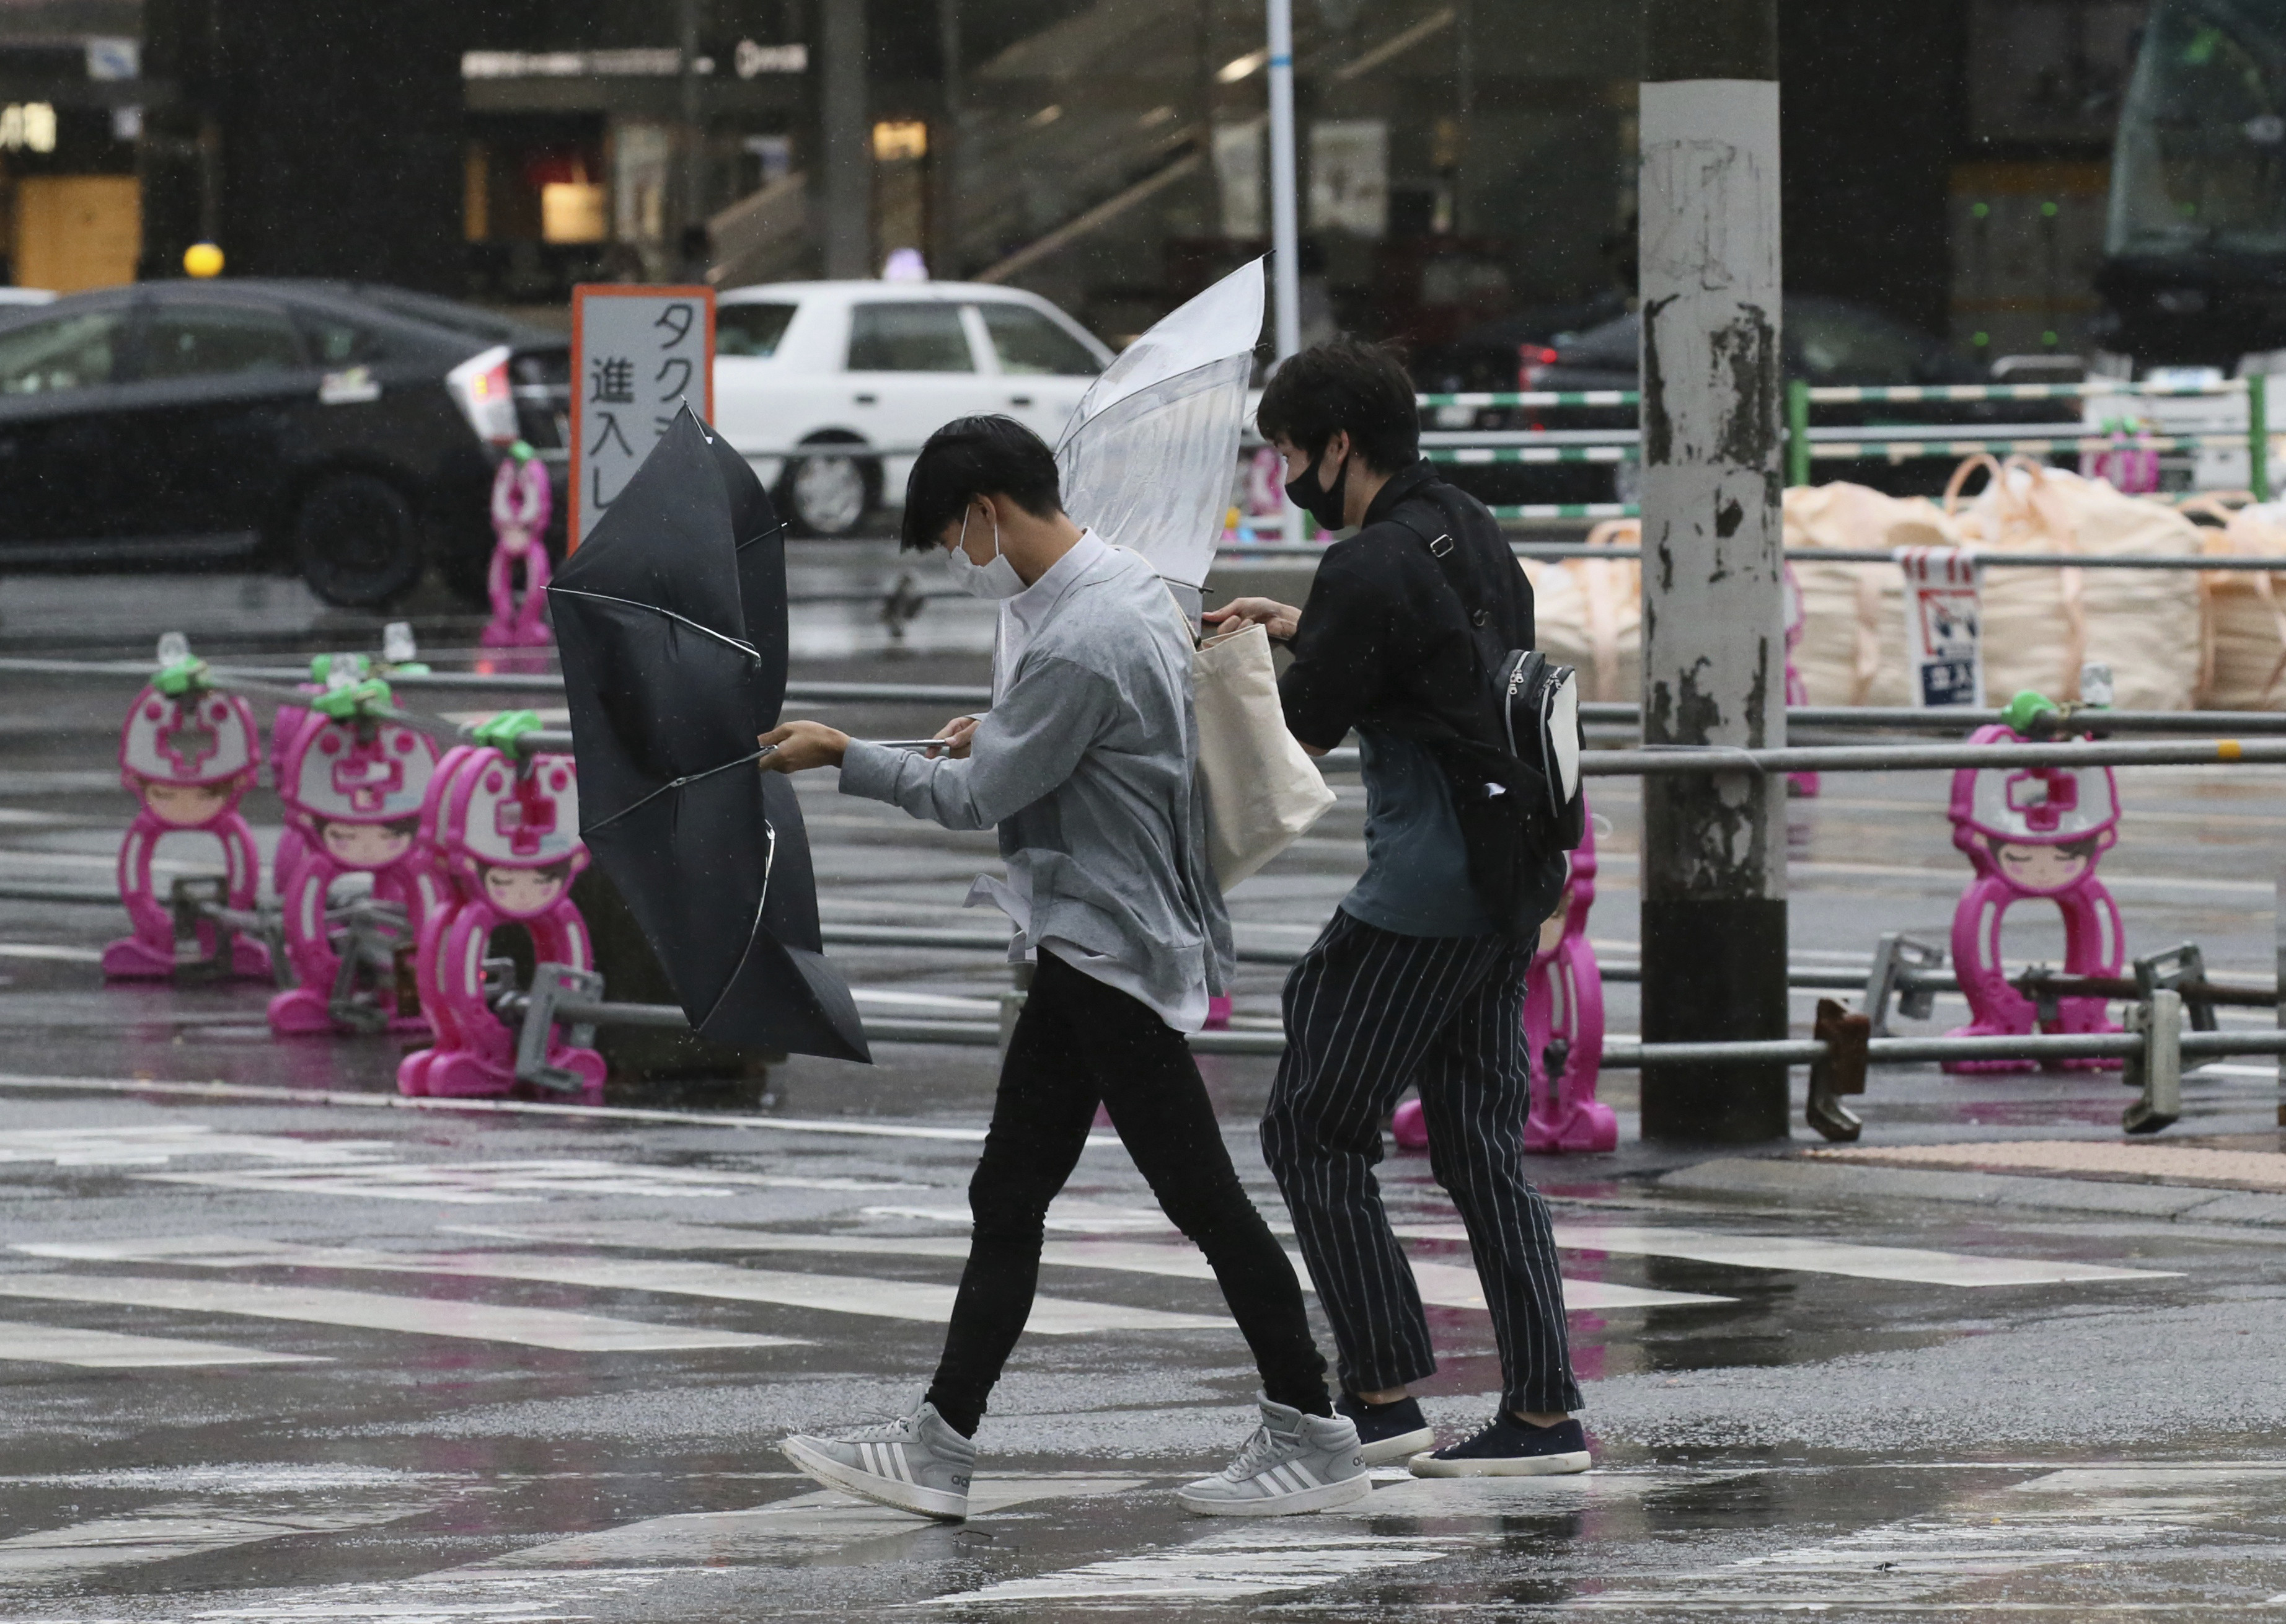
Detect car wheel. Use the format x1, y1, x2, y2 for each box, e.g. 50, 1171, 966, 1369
293, 472, 426, 608
784, 447, 873, 537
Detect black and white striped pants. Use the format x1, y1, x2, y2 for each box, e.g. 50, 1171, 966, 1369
1260, 907, 1582, 1416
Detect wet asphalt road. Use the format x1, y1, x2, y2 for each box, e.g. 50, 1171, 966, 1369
0, 561, 2283, 1618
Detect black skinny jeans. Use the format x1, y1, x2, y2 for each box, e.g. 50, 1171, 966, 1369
924, 949, 1330, 1436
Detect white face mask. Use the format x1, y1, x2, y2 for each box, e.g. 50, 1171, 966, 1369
945, 504, 1027, 600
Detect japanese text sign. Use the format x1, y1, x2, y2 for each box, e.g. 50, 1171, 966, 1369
570, 285, 715, 547
1896, 545, 1983, 708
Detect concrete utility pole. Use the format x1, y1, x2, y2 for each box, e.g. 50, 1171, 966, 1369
1636, 0, 1789, 1141
821, 0, 871, 279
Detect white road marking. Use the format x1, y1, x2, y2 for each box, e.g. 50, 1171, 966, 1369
0, 1503, 420, 1586
0, 1072, 1013, 1143
0, 943, 104, 963
638, 1219, 1728, 1312
470, 1478, 1144, 1569
922, 1526, 1457, 1604
16, 1237, 1232, 1335
1571, 1462, 2286, 1610
0, 1273, 795, 1353
1403, 1222, 2175, 1287
135, 1158, 922, 1204
865, 1201, 1176, 1232
0, 1124, 397, 1168
0, 1319, 320, 1368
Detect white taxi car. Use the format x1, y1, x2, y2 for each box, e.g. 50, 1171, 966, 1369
713, 281, 1113, 536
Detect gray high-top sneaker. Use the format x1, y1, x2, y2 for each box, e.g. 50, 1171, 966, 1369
1176, 1393, 1372, 1516
782, 1401, 976, 1520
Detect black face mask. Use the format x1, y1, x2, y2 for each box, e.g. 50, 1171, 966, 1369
1284, 445, 1349, 531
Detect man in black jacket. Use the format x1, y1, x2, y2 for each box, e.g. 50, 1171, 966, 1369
1206, 337, 1586, 1477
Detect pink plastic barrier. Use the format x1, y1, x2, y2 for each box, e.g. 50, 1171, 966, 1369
104, 676, 270, 980
1784, 562, 1819, 799
399, 743, 601, 1102
1943, 722, 2125, 1073
267, 705, 443, 1036
482, 449, 554, 648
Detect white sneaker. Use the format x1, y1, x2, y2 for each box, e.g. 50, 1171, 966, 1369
782, 1401, 976, 1520
1176, 1393, 1372, 1517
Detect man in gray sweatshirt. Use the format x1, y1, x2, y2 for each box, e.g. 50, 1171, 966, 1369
756, 415, 1366, 1522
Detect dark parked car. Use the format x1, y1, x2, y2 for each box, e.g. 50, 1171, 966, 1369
0, 280, 570, 607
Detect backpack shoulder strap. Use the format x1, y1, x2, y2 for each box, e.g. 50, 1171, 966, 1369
1382, 487, 1506, 671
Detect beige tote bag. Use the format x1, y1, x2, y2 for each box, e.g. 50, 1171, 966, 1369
1191, 620, 1336, 889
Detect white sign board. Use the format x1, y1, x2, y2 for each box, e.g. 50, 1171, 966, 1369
1897, 545, 1983, 708
569, 284, 715, 547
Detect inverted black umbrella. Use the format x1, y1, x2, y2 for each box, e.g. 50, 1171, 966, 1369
548, 406, 868, 1062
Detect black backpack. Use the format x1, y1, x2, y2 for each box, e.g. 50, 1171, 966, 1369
1385, 492, 1586, 940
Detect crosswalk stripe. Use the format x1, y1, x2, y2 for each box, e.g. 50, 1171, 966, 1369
1442, 1222, 2174, 1287
0, 1123, 396, 1168
0, 1273, 795, 1354
137, 1157, 921, 1203
0, 1504, 420, 1585
919, 1525, 1458, 1604
14, 1237, 1233, 1335
869, 1201, 2166, 1291
464, 1478, 1145, 1571
573, 1217, 1731, 1313
0, 1318, 322, 1369
0, 943, 104, 964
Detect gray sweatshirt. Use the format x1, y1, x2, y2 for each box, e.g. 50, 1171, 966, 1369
835, 532, 1235, 1030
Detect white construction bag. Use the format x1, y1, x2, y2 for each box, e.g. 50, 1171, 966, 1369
1191, 620, 1335, 889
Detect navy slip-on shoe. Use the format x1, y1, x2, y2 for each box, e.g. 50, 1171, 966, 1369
1334, 1392, 1436, 1468
1408, 1413, 1591, 1478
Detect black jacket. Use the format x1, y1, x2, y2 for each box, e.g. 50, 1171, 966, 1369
1279, 461, 1535, 754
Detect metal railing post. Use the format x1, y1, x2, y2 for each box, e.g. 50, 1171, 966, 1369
2122, 987, 2184, 1136
2251, 373, 2270, 503
1787, 378, 1811, 487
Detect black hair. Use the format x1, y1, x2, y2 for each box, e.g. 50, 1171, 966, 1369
1253, 335, 1420, 474
899, 414, 1064, 552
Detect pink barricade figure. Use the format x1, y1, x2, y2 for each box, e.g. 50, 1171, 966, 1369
270, 634, 431, 910
1783, 563, 1819, 798
1520, 807, 1616, 1152
104, 647, 270, 979
400, 718, 602, 1101
482, 442, 554, 648
267, 676, 443, 1036
1943, 707, 2125, 1073
1393, 802, 1615, 1155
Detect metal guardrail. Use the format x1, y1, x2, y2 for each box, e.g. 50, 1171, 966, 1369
1785, 374, 2271, 496
492, 961, 2257, 1137
1580, 736, 2286, 775
1213, 542, 2286, 571
1419, 391, 1638, 408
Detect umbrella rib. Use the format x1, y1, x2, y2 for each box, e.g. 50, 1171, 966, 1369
736, 521, 789, 552
583, 748, 772, 837
695, 818, 779, 1034
549, 587, 762, 661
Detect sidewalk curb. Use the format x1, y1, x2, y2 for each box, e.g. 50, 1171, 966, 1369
1659, 1156, 2286, 1227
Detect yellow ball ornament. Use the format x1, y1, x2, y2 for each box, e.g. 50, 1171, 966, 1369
183, 242, 225, 279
